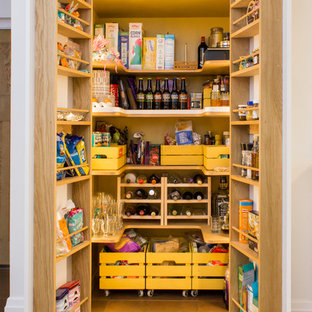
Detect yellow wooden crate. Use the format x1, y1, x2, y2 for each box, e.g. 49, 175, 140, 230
203, 145, 229, 158
92, 144, 126, 158
99, 277, 145, 290
161, 145, 203, 166
92, 154, 126, 170
193, 253, 229, 264
161, 145, 203, 155
161, 155, 203, 166
99, 250, 145, 265
146, 264, 192, 277
192, 277, 225, 290
204, 157, 229, 170
193, 265, 227, 277
146, 277, 192, 290
100, 265, 145, 277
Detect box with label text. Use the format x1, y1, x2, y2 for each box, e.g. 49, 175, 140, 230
156, 34, 165, 70
129, 23, 143, 70
143, 37, 156, 70
165, 34, 175, 70
118, 32, 129, 69
105, 23, 119, 55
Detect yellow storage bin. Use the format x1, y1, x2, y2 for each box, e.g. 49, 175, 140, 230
146, 239, 192, 291
203, 145, 230, 170
161, 145, 203, 166
192, 277, 225, 290
92, 144, 127, 170
99, 248, 146, 290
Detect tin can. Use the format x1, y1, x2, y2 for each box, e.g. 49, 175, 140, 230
92, 132, 103, 147
102, 132, 111, 147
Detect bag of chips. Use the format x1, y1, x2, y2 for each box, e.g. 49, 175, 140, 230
66, 207, 84, 247
57, 132, 66, 180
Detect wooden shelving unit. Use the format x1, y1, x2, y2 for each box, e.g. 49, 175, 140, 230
58, 0, 92, 9
231, 64, 259, 77
57, 66, 91, 78
57, 21, 92, 39
231, 19, 259, 38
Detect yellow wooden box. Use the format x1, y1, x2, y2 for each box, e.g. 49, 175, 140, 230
161, 145, 203, 166
99, 248, 146, 290
203, 145, 230, 170
145, 239, 192, 290
92, 144, 127, 170
192, 277, 225, 290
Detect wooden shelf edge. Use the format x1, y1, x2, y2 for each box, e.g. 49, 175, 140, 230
68, 297, 89, 312
57, 52, 90, 65
167, 216, 209, 219
57, 66, 91, 78
230, 0, 251, 9
231, 19, 260, 38
56, 175, 90, 186
122, 216, 162, 220
231, 120, 259, 126
57, 21, 91, 39
231, 175, 259, 187
57, 8, 90, 26
120, 199, 162, 203
231, 241, 259, 263
167, 200, 209, 204
56, 226, 89, 243
232, 163, 260, 172
167, 183, 209, 187
232, 298, 247, 312
58, 0, 92, 9
57, 107, 90, 113
232, 226, 259, 243
56, 240, 90, 263
56, 120, 91, 125
231, 64, 260, 77
120, 183, 162, 188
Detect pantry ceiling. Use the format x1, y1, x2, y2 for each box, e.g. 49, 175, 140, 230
94, 0, 230, 18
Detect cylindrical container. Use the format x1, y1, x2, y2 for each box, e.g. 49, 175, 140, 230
209, 27, 224, 48
239, 200, 253, 243
92, 132, 103, 147
238, 104, 247, 120
223, 131, 230, 147
246, 101, 254, 121
215, 134, 222, 145
211, 216, 221, 233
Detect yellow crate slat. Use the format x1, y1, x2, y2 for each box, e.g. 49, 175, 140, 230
92, 155, 127, 170
161, 145, 203, 155
91, 144, 127, 158
203, 145, 230, 158
161, 155, 203, 166
146, 252, 192, 264
146, 277, 192, 290
192, 278, 225, 290
146, 264, 192, 277
193, 265, 227, 277
192, 253, 229, 263
204, 157, 230, 170
99, 251, 145, 264
100, 264, 145, 277
99, 277, 145, 290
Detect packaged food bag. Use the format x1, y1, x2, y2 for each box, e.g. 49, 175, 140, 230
64, 134, 90, 176
56, 204, 72, 257
104, 235, 141, 252
66, 207, 84, 247
57, 132, 66, 180
175, 120, 193, 145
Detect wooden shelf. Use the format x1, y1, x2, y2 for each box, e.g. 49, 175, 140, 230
56, 226, 88, 243
57, 21, 91, 39
57, 107, 89, 113
57, 52, 90, 65
232, 226, 259, 243
56, 240, 90, 263
231, 64, 259, 77
231, 0, 251, 8
58, 0, 92, 9
167, 199, 209, 204
92, 60, 230, 76
232, 163, 260, 172
92, 108, 230, 118
120, 183, 162, 188
56, 164, 89, 172
68, 297, 89, 312
232, 298, 247, 312
56, 175, 90, 186
120, 199, 162, 203
233, 51, 260, 65
232, 19, 260, 38
232, 106, 259, 112
167, 215, 209, 219
58, 66, 91, 78
56, 120, 91, 126
167, 183, 209, 187
231, 120, 259, 126
233, 7, 259, 25
231, 175, 259, 187
122, 215, 161, 220
57, 8, 90, 26
231, 241, 259, 263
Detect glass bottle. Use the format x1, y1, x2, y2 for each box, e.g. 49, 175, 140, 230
179, 78, 188, 109
162, 78, 171, 109
154, 78, 162, 110
182, 191, 193, 200
135, 189, 148, 199
136, 204, 150, 216
169, 189, 182, 201
198, 36, 208, 69
145, 78, 153, 110
171, 78, 179, 109
150, 207, 159, 216
148, 174, 161, 184
194, 191, 204, 200
125, 190, 134, 199
124, 205, 136, 217
182, 207, 192, 216
136, 78, 145, 109
148, 188, 158, 199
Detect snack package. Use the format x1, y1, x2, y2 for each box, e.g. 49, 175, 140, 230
143, 37, 156, 70
64, 40, 82, 70
104, 234, 141, 252
64, 134, 90, 176
66, 205, 84, 247
57, 132, 66, 180
175, 120, 193, 145
149, 144, 160, 166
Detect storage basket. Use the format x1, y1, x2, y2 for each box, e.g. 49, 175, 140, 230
203, 145, 230, 170
161, 145, 203, 166
92, 144, 126, 170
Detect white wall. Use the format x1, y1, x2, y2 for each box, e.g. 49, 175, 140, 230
290, 0, 312, 311
0, 0, 11, 29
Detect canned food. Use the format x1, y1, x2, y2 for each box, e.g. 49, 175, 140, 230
102, 132, 111, 147
92, 132, 103, 147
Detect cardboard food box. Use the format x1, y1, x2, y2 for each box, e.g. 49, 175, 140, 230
156, 34, 165, 70
105, 23, 119, 54
118, 32, 129, 69
164, 34, 175, 70
143, 37, 156, 70
129, 23, 143, 70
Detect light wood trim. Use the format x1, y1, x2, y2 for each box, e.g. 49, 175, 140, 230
232, 163, 260, 172
56, 120, 91, 125
231, 0, 250, 9
231, 64, 259, 77
231, 241, 259, 263
120, 199, 162, 204
58, 0, 92, 9
232, 226, 258, 243
162, 176, 167, 225
57, 8, 90, 25
167, 216, 209, 219
56, 164, 89, 172
57, 107, 89, 113
232, 298, 247, 312
231, 19, 260, 38
231, 175, 259, 186
167, 183, 209, 187
232, 51, 260, 64
68, 297, 89, 312
56, 175, 91, 186
231, 120, 259, 126
57, 21, 92, 39
57, 52, 90, 64
57, 65, 91, 77
232, 7, 260, 25
232, 106, 259, 112
207, 177, 212, 226
56, 240, 90, 263
120, 183, 162, 188
56, 226, 89, 243
122, 216, 161, 220
167, 199, 210, 204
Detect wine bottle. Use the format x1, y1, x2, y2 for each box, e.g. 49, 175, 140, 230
168, 174, 182, 184
182, 207, 192, 216
148, 174, 161, 184
198, 36, 208, 69
148, 188, 158, 199
182, 191, 193, 200
169, 189, 182, 201
124, 173, 136, 184
136, 78, 145, 109
162, 78, 171, 109
135, 189, 148, 199
136, 204, 151, 216
171, 78, 179, 109
145, 78, 154, 110
193, 174, 205, 185
125, 191, 134, 199
150, 207, 159, 216
179, 78, 188, 110
194, 191, 204, 200
170, 206, 181, 216
136, 175, 147, 184
154, 78, 162, 110
124, 206, 136, 217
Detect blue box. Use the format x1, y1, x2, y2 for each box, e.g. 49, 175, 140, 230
118, 32, 129, 69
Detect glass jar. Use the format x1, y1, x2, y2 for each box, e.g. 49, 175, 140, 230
220, 92, 229, 106
246, 101, 254, 120
211, 216, 221, 233
209, 27, 224, 48
238, 104, 247, 120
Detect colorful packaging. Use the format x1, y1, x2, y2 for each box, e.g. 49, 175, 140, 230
66, 208, 84, 247
239, 199, 253, 243
149, 144, 160, 166
129, 23, 143, 70
247, 281, 259, 312
105, 23, 119, 54
56, 288, 69, 312
165, 34, 175, 70
248, 211, 259, 252
59, 280, 80, 308
238, 262, 255, 311
64, 134, 90, 176
118, 32, 129, 69
175, 120, 193, 145
156, 34, 165, 70
104, 234, 141, 252
57, 132, 66, 180
143, 37, 156, 70
94, 24, 105, 37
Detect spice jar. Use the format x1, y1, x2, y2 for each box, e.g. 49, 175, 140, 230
246, 101, 254, 121
208, 27, 224, 48
238, 104, 247, 120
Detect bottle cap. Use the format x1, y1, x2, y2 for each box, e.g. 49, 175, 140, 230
247, 101, 254, 106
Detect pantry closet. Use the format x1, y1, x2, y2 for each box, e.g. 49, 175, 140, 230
34, 0, 282, 311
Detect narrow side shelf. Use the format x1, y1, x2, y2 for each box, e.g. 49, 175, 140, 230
231, 19, 260, 38
56, 240, 90, 263
58, 66, 91, 78
56, 175, 90, 186
231, 64, 259, 77
58, 0, 92, 9
231, 175, 259, 187
231, 241, 259, 263
231, 0, 251, 8
167, 200, 209, 204
57, 21, 91, 39
68, 297, 89, 312
232, 298, 247, 312
231, 120, 259, 126
120, 183, 162, 188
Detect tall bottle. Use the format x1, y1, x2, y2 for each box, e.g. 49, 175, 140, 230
124, 205, 136, 216
154, 78, 162, 110
162, 78, 171, 109
136, 78, 145, 109
198, 36, 208, 69
135, 189, 148, 199
171, 78, 179, 109
179, 78, 188, 109
169, 189, 182, 201
182, 191, 193, 200
145, 78, 154, 110
148, 174, 161, 184
136, 204, 151, 216
193, 191, 204, 200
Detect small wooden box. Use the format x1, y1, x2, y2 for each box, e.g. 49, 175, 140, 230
203, 145, 230, 170
92, 144, 127, 170
161, 145, 203, 166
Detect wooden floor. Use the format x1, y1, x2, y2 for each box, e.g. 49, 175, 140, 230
92, 290, 227, 312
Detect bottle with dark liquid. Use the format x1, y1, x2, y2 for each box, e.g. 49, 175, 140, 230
150, 207, 159, 216
194, 191, 204, 200
198, 36, 208, 69
168, 174, 182, 184
169, 189, 182, 201
135, 189, 148, 199
136, 78, 145, 109
182, 207, 192, 216
182, 191, 193, 200
179, 78, 188, 109
136, 204, 151, 216
162, 78, 171, 109
125, 191, 134, 199
171, 78, 179, 109
145, 78, 153, 110
170, 206, 181, 216
148, 189, 158, 199
154, 78, 162, 110
124, 206, 136, 217
148, 174, 161, 184
193, 174, 205, 185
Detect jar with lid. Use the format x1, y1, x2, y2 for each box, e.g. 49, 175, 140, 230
246, 101, 254, 121
238, 104, 247, 120
211, 79, 221, 106
208, 27, 224, 48
223, 131, 230, 147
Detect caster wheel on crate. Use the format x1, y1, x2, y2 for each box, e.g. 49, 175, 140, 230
147, 290, 154, 297
138, 290, 144, 297
191, 290, 198, 297
182, 290, 189, 297
104, 290, 110, 297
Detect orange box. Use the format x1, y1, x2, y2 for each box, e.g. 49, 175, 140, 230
239, 200, 253, 243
